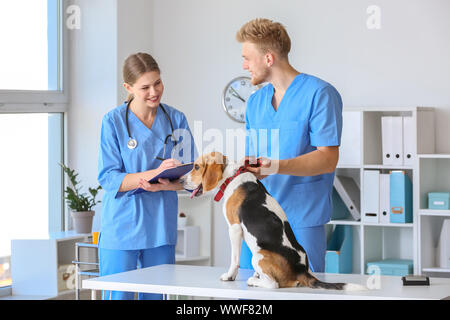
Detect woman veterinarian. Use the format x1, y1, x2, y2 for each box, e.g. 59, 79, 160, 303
97, 52, 196, 300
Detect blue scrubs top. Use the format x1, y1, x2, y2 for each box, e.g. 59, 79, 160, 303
98, 102, 196, 250
245, 73, 343, 227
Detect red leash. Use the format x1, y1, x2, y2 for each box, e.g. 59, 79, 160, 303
214, 159, 262, 202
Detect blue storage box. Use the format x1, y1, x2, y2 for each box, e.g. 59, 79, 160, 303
428, 192, 450, 210
366, 259, 413, 276
325, 225, 353, 274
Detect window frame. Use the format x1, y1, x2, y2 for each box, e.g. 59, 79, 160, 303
0, 0, 68, 293
0, 0, 69, 111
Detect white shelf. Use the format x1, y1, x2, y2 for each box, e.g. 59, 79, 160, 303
343, 106, 421, 112
336, 164, 361, 169
418, 154, 450, 159
419, 209, 450, 217
13, 230, 91, 242
422, 267, 450, 273
328, 220, 414, 228
363, 164, 413, 170
363, 222, 414, 228
327, 219, 360, 226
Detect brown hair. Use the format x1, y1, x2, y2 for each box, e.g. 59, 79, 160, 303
236, 18, 291, 58
123, 52, 160, 102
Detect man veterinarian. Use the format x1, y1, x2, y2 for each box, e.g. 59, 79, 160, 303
237, 18, 343, 272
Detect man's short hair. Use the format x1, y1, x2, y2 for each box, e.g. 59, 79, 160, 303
236, 18, 291, 58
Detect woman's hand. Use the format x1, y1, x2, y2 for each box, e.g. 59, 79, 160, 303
138, 178, 184, 192
135, 159, 184, 192
157, 158, 181, 173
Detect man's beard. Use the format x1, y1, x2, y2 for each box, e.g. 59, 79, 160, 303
250, 68, 270, 86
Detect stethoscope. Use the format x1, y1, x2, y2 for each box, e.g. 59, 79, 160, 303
126, 98, 178, 160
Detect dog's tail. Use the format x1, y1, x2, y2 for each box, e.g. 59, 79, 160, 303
302, 272, 368, 291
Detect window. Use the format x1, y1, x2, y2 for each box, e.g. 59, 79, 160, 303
0, 0, 67, 289
0, 0, 68, 105
0, 113, 64, 288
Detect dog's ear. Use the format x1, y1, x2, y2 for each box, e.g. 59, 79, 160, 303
202, 163, 224, 192
222, 154, 228, 166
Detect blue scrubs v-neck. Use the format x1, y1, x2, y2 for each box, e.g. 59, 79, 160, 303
245, 73, 343, 227
266, 73, 302, 117
98, 102, 195, 250
128, 104, 169, 143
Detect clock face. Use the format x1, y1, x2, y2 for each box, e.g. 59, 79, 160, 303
222, 76, 261, 123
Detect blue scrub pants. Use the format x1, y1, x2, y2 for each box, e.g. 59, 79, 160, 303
99, 245, 175, 300
240, 225, 326, 272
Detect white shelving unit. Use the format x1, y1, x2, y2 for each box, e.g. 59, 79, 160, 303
417, 153, 450, 276
327, 106, 443, 276
175, 192, 213, 266
10, 231, 91, 298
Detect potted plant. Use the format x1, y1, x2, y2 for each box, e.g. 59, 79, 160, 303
60, 163, 102, 234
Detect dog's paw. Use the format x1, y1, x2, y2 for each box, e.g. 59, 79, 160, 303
247, 276, 279, 289
220, 272, 236, 281
247, 276, 259, 286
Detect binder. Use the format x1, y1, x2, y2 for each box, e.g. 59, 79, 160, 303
333, 175, 361, 220
381, 117, 393, 165
379, 173, 390, 224
363, 170, 380, 223
332, 188, 351, 220
389, 170, 413, 223
391, 117, 404, 166
338, 111, 361, 166
403, 116, 415, 166
436, 219, 450, 268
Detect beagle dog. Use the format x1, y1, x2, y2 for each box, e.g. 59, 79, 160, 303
183, 152, 366, 291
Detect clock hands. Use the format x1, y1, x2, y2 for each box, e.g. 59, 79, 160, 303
222, 76, 252, 123
229, 86, 246, 103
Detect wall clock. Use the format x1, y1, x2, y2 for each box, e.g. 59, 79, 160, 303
222, 76, 261, 123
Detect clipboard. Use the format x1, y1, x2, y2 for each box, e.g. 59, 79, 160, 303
129, 163, 194, 196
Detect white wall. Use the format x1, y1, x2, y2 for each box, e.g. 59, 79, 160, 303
68, 0, 450, 266
68, 0, 153, 231
68, 0, 118, 231
151, 0, 450, 152
150, 0, 450, 267
116, 0, 154, 104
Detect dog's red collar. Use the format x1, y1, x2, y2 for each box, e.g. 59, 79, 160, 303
214, 159, 261, 202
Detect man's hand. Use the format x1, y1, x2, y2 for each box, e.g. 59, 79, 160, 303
242, 146, 339, 180
243, 156, 278, 180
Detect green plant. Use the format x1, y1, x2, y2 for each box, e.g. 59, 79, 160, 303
60, 163, 102, 212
